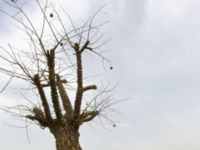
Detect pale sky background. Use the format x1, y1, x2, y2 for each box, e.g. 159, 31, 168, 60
1, 0, 200, 150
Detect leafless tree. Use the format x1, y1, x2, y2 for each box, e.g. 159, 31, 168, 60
0, 0, 116, 150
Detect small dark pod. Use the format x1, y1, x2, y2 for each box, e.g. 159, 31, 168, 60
50, 13, 53, 18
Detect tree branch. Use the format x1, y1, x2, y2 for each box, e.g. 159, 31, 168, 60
26, 107, 48, 127
56, 75, 73, 116
79, 111, 99, 124
33, 74, 52, 124
46, 49, 63, 123
82, 85, 97, 92
74, 43, 83, 123
80, 40, 90, 52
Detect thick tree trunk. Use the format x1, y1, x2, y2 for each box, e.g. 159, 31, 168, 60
50, 125, 82, 150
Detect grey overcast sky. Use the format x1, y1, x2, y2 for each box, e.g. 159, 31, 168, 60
1, 0, 200, 150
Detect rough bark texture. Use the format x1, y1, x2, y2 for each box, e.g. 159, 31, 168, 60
50, 125, 82, 150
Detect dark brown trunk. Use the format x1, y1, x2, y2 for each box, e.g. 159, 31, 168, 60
50, 125, 82, 150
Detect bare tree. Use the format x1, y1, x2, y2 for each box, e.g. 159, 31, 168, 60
0, 0, 115, 150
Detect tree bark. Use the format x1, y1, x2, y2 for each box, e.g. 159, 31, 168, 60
50, 125, 82, 150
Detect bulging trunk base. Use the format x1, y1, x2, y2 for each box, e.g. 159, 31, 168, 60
51, 125, 81, 150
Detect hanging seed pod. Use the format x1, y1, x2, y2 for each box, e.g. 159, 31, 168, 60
50, 13, 53, 18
